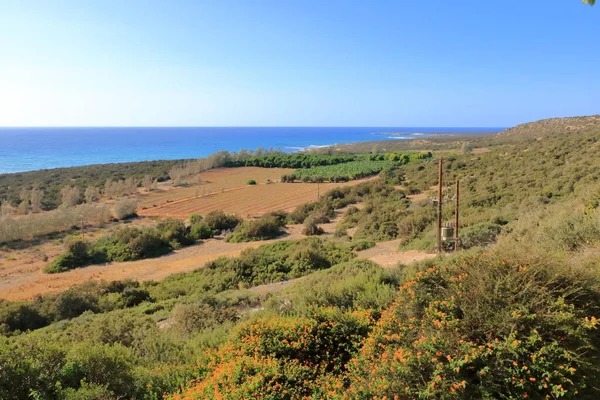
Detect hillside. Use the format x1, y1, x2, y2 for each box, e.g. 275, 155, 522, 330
3, 115, 600, 399
497, 114, 600, 139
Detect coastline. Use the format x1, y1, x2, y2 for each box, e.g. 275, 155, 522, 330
0, 127, 502, 175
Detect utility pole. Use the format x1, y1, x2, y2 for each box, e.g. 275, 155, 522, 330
437, 158, 443, 254
455, 180, 460, 251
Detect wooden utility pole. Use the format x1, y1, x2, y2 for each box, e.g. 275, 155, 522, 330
437, 158, 443, 254
455, 180, 460, 251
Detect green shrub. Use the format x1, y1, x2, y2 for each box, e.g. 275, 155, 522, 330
203, 211, 242, 232
61, 343, 136, 398
189, 214, 203, 225
307, 210, 330, 224
190, 222, 213, 240
460, 222, 502, 249
45, 238, 91, 273
346, 252, 600, 399
0, 303, 48, 334
274, 259, 397, 312
346, 240, 375, 251
172, 302, 238, 334
302, 217, 324, 236
227, 215, 285, 243
246, 179, 256, 185
156, 218, 194, 247
174, 308, 372, 399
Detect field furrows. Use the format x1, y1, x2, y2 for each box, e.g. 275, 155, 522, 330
139, 179, 370, 218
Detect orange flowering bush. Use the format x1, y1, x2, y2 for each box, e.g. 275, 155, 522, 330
345, 254, 600, 399
173, 307, 372, 399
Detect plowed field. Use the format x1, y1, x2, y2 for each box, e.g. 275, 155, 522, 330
139, 179, 371, 218
137, 167, 294, 209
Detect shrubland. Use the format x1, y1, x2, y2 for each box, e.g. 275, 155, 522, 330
0, 198, 137, 245
2, 117, 600, 399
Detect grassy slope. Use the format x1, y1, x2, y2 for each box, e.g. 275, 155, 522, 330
3, 116, 600, 399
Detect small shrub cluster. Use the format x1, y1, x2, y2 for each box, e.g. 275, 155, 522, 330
227, 212, 287, 243
46, 219, 196, 273
346, 253, 600, 398
203, 210, 242, 233
0, 280, 150, 335
172, 308, 372, 400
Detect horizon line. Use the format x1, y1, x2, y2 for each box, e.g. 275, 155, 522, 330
0, 125, 507, 129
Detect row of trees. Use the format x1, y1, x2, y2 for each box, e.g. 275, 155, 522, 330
1, 176, 156, 216
0, 198, 137, 244
169, 148, 282, 186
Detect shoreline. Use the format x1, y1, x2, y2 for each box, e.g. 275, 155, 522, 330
0, 129, 499, 176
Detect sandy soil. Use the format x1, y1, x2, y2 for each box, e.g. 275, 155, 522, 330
0, 208, 346, 301
356, 239, 436, 268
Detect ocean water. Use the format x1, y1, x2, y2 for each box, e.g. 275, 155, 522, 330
0, 127, 502, 174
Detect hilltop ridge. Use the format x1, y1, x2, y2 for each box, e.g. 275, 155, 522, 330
497, 114, 600, 138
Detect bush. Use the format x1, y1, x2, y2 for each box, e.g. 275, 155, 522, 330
0, 303, 48, 334
189, 214, 203, 225
111, 198, 137, 220
303, 217, 324, 236
307, 210, 330, 224
190, 222, 213, 240
346, 240, 375, 251
203, 211, 242, 232
227, 215, 285, 243
246, 179, 256, 185
346, 253, 600, 399
156, 218, 194, 248
173, 308, 371, 399
45, 238, 91, 273
460, 222, 502, 249
263, 210, 288, 226
173, 302, 238, 334
46, 225, 182, 273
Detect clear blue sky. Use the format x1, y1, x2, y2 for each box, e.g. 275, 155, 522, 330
0, 0, 598, 127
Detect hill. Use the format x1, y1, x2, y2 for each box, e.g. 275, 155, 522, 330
497, 114, 600, 139
3, 115, 600, 399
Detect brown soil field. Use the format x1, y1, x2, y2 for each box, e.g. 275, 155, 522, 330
139, 178, 373, 219
137, 167, 294, 210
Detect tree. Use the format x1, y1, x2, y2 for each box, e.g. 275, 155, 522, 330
61, 186, 81, 207
142, 175, 154, 191
30, 188, 44, 213
583, 0, 595, 5
84, 186, 101, 203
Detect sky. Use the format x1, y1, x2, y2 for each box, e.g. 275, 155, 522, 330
0, 0, 598, 127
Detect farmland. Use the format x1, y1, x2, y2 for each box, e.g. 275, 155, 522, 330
137, 167, 293, 209
292, 159, 391, 181
139, 178, 371, 218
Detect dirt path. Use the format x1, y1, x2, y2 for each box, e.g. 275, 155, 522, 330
0, 210, 347, 301
357, 239, 436, 268
0, 228, 309, 301
0, 200, 432, 301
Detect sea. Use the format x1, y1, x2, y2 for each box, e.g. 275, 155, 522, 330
0, 127, 503, 174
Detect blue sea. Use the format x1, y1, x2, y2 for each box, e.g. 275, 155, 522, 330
0, 127, 502, 174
